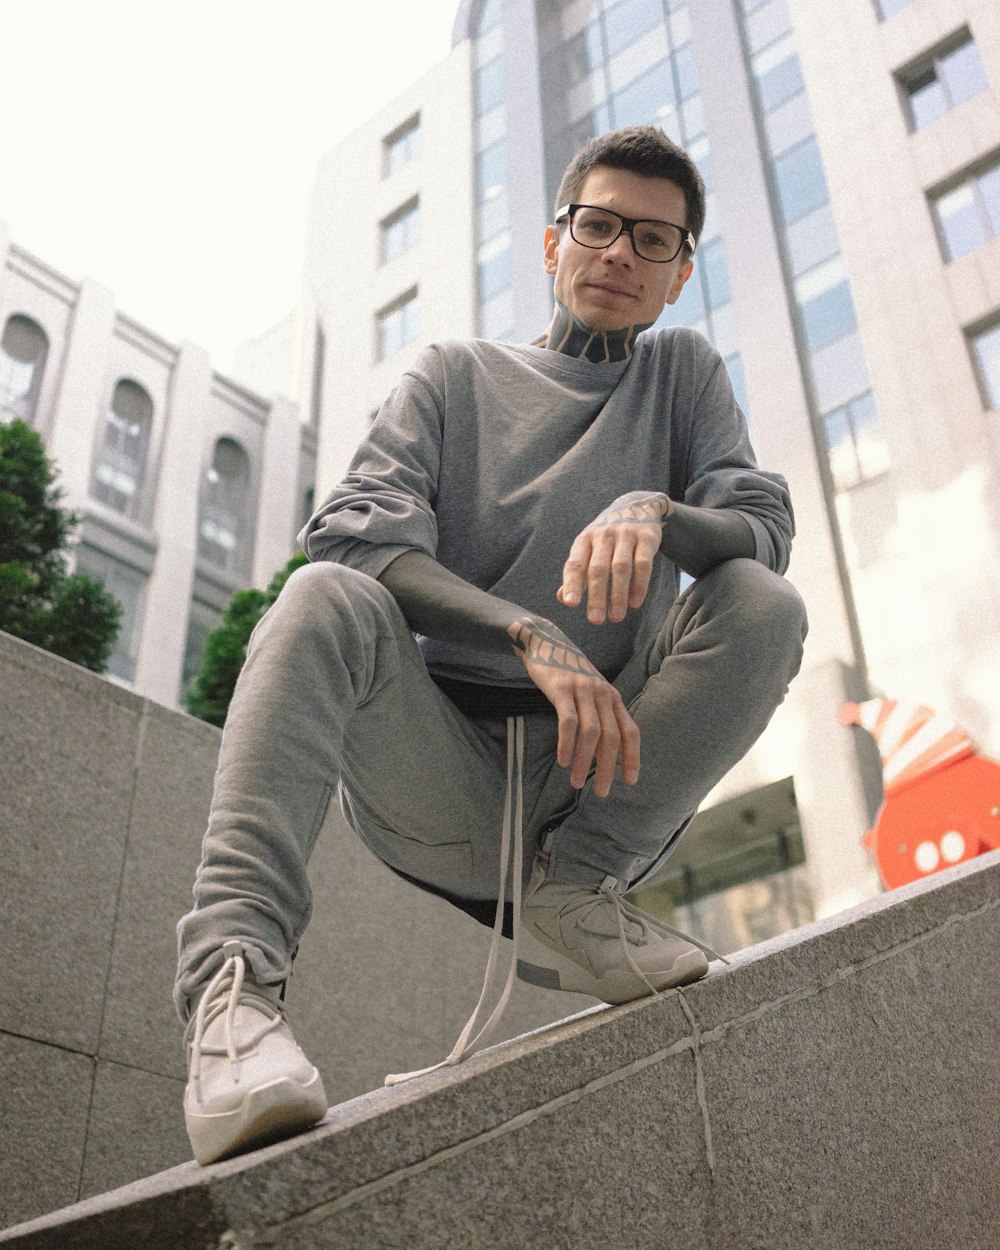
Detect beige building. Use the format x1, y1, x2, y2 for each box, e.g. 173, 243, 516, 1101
246, 0, 999, 946
0, 224, 316, 709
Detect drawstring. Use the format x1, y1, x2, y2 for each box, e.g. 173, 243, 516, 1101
385, 715, 525, 1085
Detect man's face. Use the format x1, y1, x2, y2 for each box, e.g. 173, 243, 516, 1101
543, 166, 694, 333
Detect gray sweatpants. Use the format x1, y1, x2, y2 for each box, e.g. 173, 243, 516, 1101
175, 558, 806, 1012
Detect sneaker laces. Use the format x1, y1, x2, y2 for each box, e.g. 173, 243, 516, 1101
385, 714, 526, 1085
584, 878, 724, 999
188, 941, 283, 1090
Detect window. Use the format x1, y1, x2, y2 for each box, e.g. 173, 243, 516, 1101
603, 0, 662, 60
477, 138, 507, 203
477, 230, 513, 303
384, 115, 420, 176
931, 158, 1000, 261
773, 136, 829, 224
476, 56, 506, 115
611, 60, 676, 129
181, 600, 223, 700
900, 34, 989, 131
0, 314, 48, 424
971, 323, 1000, 408
91, 379, 152, 516
199, 437, 251, 572
381, 198, 420, 264
795, 256, 857, 350
823, 391, 890, 490
674, 42, 699, 101
476, 0, 503, 33
875, 0, 913, 18
700, 237, 732, 311
752, 33, 804, 112
564, 24, 604, 85
74, 547, 146, 684
377, 289, 419, 361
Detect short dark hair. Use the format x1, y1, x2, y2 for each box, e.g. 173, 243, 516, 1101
554, 125, 706, 252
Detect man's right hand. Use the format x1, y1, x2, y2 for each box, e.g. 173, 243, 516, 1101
507, 617, 639, 798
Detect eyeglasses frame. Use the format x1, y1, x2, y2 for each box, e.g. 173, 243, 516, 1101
554, 203, 696, 263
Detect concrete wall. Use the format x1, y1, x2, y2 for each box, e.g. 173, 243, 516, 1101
0, 630, 579, 1232
4, 845, 998, 1248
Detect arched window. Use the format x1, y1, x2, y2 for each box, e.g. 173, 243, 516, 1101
198, 437, 251, 573
0, 314, 49, 424
91, 379, 153, 516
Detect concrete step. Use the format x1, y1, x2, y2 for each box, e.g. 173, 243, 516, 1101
3, 847, 998, 1250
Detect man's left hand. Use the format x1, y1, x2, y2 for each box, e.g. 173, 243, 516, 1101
558, 492, 673, 624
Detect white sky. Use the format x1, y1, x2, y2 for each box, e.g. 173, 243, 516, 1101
0, 0, 462, 373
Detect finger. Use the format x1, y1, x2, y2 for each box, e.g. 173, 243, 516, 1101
559, 533, 593, 609
615, 701, 641, 785
570, 701, 601, 790
627, 534, 658, 610
585, 530, 616, 625
553, 695, 578, 770
591, 700, 623, 798
608, 530, 638, 623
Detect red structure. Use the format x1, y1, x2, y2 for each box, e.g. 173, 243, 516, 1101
838, 696, 1000, 889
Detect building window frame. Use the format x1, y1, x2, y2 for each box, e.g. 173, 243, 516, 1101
376, 288, 420, 362
897, 30, 989, 132
380, 197, 421, 265
969, 319, 1000, 410
929, 154, 1000, 262
198, 436, 252, 574
0, 314, 49, 425
383, 114, 421, 177
91, 377, 153, 518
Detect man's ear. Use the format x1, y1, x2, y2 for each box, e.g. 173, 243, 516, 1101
665, 258, 694, 306
543, 224, 560, 276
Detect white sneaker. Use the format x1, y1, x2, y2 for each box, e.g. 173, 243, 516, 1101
183, 941, 328, 1165
519, 861, 715, 1004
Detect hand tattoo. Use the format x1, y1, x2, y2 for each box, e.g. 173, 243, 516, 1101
507, 618, 598, 675
589, 492, 673, 530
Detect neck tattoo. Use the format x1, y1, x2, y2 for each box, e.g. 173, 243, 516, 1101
533, 298, 654, 363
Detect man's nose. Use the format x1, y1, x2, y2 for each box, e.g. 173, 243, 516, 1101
604, 229, 637, 264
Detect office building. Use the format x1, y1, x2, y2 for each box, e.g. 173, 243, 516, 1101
275, 0, 999, 943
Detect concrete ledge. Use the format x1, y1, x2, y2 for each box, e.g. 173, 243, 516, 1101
0, 630, 578, 1228
4, 848, 998, 1249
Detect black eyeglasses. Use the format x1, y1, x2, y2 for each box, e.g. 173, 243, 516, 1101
555, 203, 695, 262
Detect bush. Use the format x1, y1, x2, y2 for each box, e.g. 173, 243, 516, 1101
0, 420, 121, 671
184, 551, 308, 727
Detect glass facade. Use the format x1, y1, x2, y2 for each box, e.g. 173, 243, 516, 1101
530, 0, 747, 399
738, 0, 889, 490
473, 0, 514, 339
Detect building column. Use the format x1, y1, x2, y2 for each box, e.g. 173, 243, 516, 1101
47, 277, 116, 513
134, 340, 212, 707
252, 395, 302, 586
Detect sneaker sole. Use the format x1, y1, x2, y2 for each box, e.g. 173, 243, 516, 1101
517, 930, 709, 1004
185, 1071, 328, 1165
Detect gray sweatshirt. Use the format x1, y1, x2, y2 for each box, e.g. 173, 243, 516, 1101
300, 328, 794, 688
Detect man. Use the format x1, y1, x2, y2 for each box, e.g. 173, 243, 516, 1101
176, 126, 806, 1165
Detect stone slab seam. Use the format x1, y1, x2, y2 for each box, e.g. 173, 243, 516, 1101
204, 891, 1000, 1245
689, 894, 1000, 1050
80, 699, 152, 1206
232, 1032, 700, 1246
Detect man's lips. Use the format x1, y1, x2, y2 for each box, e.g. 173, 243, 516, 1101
586, 281, 638, 298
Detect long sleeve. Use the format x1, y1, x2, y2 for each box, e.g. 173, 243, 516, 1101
299, 362, 443, 580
